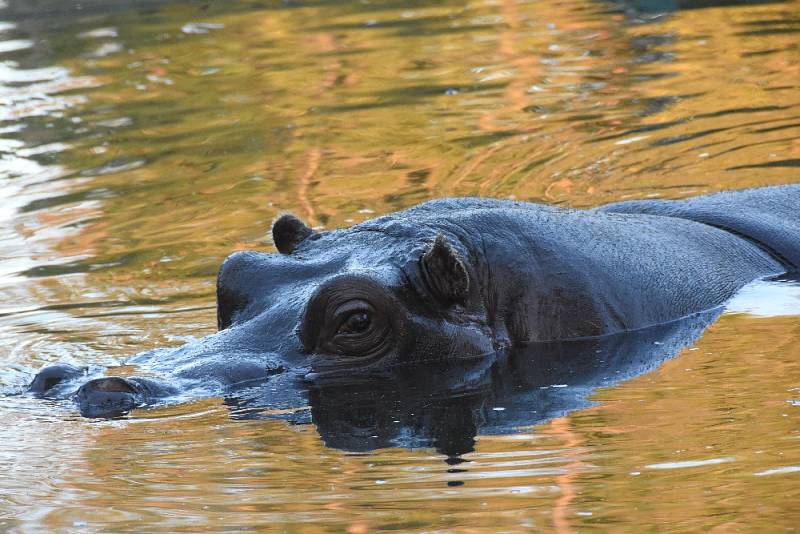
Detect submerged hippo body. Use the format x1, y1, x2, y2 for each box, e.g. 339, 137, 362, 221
28, 185, 800, 426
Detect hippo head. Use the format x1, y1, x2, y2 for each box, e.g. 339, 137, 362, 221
210, 213, 497, 383
29, 211, 503, 418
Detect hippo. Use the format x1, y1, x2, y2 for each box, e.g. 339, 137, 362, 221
26, 184, 800, 433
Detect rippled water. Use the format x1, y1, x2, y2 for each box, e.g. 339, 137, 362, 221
0, 0, 798, 531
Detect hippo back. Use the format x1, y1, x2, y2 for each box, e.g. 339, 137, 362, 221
596, 184, 800, 270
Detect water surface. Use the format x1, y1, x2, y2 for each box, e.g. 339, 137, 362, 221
0, 0, 799, 531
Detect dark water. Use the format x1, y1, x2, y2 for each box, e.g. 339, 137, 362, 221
0, 0, 799, 531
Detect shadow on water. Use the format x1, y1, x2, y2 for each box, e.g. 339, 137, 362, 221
227, 310, 720, 456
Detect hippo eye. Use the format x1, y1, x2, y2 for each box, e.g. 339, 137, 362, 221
336, 311, 371, 335
323, 300, 387, 357
301, 287, 392, 359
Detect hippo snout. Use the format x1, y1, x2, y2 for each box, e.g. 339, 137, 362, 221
74, 377, 145, 418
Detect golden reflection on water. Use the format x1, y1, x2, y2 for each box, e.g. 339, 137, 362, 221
0, 0, 799, 531
5, 314, 797, 532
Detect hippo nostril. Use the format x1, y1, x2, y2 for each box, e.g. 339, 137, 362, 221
28, 364, 86, 397
89, 376, 137, 393
42, 377, 60, 390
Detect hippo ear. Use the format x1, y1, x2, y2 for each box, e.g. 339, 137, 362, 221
272, 214, 314, 254
420, 234, 470, 306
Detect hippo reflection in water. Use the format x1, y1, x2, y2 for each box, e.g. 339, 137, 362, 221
28, 185, 800, 450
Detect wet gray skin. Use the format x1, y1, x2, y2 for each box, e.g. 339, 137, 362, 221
27, 185, 800, 423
